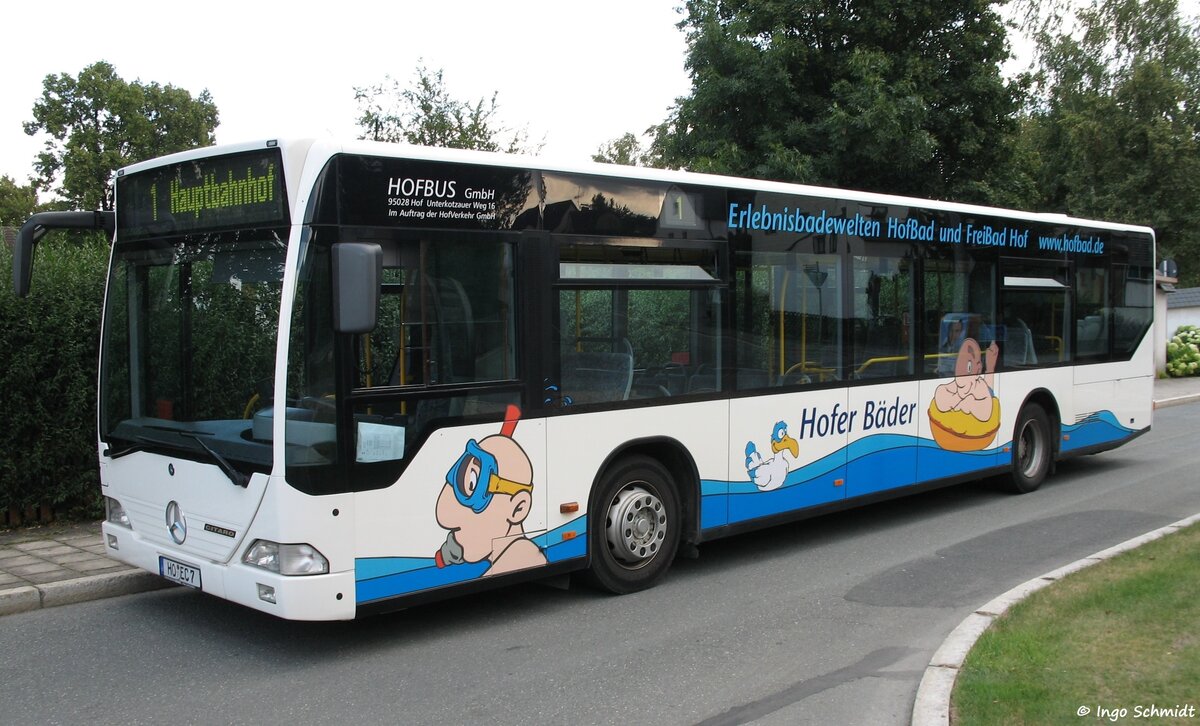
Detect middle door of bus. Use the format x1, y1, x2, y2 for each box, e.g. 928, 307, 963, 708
726, 246, 849, 526
845, 249, 920, 497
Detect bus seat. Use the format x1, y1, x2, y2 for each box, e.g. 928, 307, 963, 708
1076, 314, 1107, 357
473, 346, 513, 381
1003, 318, 1038, 366
736, 368, 770, 390
659, 364, 689, 395
560, 351, 634, 403
630, 381, 671, 399
687, 367, 718, 393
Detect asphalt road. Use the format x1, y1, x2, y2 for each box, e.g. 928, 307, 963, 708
3, 403, 1198, 725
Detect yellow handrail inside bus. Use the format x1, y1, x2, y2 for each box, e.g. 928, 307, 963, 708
778, 269, 789, 378
1043, 335, 1063, 361
853, 356, 909, 376
800, 271, 808, 374
364, 334, 373, 388
782, 361, 836, 382
854, 353, 956, 377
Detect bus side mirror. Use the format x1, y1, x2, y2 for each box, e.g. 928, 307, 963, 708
332, 242, 382, 334
13, 211, 115, 297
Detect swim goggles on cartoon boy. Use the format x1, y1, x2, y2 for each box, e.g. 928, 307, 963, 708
446, 439, 533, 513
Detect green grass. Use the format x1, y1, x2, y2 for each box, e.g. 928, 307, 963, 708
952, 522, 1200, 725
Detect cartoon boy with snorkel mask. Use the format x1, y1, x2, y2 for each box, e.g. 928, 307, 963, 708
434, 405, 547, 577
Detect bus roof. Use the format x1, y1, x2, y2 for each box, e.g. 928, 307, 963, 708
118, 138, 1156, 239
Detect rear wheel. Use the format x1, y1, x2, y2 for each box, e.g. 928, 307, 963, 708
588, 456, 681, 594
1008, 403, 1052, 493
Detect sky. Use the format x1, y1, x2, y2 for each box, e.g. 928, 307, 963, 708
4, 1, 1197, 198
0, 0, 692, 188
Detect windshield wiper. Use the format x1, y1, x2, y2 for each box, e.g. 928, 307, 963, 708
179, 432, 250, 488
143, 423, 209, 435
103, 436, 152, 460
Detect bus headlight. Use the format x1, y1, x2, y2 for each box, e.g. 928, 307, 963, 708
242, 540, 329, 576
105, 497, 131, 528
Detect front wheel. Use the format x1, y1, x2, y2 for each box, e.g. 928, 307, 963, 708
588, 456, 681, 594
1008, 403, 1052, 493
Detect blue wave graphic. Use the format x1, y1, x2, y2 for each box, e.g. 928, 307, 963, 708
355, 516, 587, 604
356, 411, 1137, 601
1061, 410, 1135, 452
356, 559, 489, 603
706, 432, 1007, 530
704, 410, 1137, 530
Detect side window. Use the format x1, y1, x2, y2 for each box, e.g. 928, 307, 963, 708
1001, 260, 1072, 367
359, 239, 516, 389
923, 251, 997, 375
851, 254, 914, 380
1075, 261, 1111, 360
1111, 235, 1154, 357
554, 242, 722, 404
734, 250, 843, 386
356, 236, 517, 462
557, 289, 630, 404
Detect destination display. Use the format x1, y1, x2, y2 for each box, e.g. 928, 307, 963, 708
116, 148, 289, 241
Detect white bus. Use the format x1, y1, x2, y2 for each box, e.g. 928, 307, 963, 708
15, 139, 1154, 620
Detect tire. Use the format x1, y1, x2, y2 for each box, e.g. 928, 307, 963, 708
587, 456, 681, 594
1008, 403, 1052, 493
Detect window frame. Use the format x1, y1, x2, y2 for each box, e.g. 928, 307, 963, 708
285, 225, 525, 494
548, 235, 727, 409
999, 256, 1074, 370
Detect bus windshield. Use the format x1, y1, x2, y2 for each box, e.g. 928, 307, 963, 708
99, 230, 287, 472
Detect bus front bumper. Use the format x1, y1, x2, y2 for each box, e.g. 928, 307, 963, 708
102, 522, 357, 621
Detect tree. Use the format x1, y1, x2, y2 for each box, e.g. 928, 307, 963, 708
24, 61, 219, 211
354, 63, 535, 154
651, 0, 1025, 204
593, 132, 655, 166
1024, 0, 1200, 283
0, 176, 38, 228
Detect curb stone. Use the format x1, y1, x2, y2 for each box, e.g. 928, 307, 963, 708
0, 586, 41, 616
39, 570, 172, 609
0, 570, 172, 617
1154, 393, 1200, 409
910, 512, 1200, 726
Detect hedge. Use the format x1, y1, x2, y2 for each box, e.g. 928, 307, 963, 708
0, 238, 109, 524
1166, 325, 1200, 377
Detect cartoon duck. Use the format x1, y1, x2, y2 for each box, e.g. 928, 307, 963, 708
745, 421, 799, 491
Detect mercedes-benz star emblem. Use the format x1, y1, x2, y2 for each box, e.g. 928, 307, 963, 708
166, 501, 187, 545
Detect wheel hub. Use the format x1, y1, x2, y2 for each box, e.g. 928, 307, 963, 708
605, 484, 667, 567
1018, 420, 1045, 477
